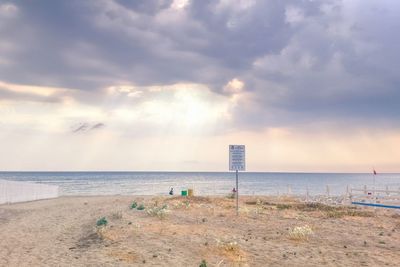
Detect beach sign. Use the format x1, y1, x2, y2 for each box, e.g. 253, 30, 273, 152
229, 145, 245, 171
229, 145, 245, 216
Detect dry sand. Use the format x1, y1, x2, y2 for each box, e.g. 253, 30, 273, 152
0, 195, 399, 266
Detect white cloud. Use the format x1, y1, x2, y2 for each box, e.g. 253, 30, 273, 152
223, 78, 244, 94
0, 3, 18, 18
285, 6, 304, 25
107, 83, 233, 132
171, 0, 189, 10
1, 0, 400, 170
253, 40, 320, 80
0, 80, 238, 136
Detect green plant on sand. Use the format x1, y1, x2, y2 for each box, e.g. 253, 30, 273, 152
137, 204, 145, 210
130, 201, 138, 209
96, 217, 108, 227
199, 259, 207, 267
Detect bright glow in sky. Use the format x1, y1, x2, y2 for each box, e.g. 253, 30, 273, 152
1, 0, 400, 171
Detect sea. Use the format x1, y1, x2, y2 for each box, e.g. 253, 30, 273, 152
1, 172, 399, 197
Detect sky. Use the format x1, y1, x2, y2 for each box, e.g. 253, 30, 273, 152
0, 0, 400, 172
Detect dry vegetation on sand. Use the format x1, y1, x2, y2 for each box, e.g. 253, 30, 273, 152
0, 195, 399, 266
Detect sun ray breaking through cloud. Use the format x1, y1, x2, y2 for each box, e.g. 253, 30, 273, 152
0, 0, 399, 171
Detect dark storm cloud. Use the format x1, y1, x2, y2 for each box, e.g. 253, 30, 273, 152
115, 0, 173, 15
0, 0, 399, 129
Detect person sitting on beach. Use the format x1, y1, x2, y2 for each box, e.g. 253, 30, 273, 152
232, 187, 237, 193
169, 187, 174, 195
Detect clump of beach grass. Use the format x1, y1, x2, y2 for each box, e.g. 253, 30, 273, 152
326, 209, 374, 218
245, 200, 257, 205
183, 200, 190, 208
277, 204, 292, 210
216, 238, 239, 252
278, 202, 376, 218
227, 193, 235, 199
345, 210, 374, 217
173, 199, 191, 209
146, 204, 169, 219
137, 204, 145, 210
253, 199, 264, 214
288, 225, 313, 241
111, 211, 123, 220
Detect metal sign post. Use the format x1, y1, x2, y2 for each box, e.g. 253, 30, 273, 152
236, 169, 239, 215
229, 145, 245, 216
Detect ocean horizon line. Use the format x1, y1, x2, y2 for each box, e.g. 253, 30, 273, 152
1, 170, 399, 174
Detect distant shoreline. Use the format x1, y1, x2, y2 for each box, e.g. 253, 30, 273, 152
1, 171, 400, 174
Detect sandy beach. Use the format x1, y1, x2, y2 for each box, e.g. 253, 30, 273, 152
0, 195, 399, 266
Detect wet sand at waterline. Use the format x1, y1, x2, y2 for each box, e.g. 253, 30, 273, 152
0, 196, 399, 266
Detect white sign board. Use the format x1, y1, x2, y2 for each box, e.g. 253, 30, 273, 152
229, 145, 245, 171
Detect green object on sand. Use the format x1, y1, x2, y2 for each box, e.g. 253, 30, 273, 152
199, 260, 207, 267
130, 201, 138, 209
96, 217, 108, 226
181, 190, 188, 196
137, 204, 145, 210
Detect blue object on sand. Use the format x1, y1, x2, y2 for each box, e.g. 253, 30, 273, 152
351, 202, 400, 209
